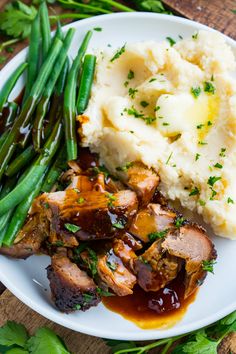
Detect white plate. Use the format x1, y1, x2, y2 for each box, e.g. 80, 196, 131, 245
0, 12, 236, 341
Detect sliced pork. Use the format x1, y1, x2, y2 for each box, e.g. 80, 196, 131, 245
47, 251, 100, 312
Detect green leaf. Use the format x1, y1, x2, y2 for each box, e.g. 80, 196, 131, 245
27, 327, 70, 354
104, 339, 137, 352
220, 311, 236, 326
181, 330, 218, 353
6, 349, 29, 354
0, 321, 28, 348
135, 0, 172, 14
0, 1, 37, 39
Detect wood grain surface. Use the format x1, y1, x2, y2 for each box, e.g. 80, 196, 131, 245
0, 1, 236, 353
163, 0, 236, 39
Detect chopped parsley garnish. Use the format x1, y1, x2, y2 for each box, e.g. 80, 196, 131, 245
154, 105, 160, 112
207, 176, 221, 187
93, 165, 111, 179
227, 197, 234, 204
202, 260, 217, 274
124, 106, 156, 125
124, 80, 129, 87
74, 304, 81, 310
214, 163, 223, 169
86, 248, 98, 277
44, 202, 49, 209
199, 199, 206, 206
97, 287, 114, 297
148, 229, 169, 242
166, 36, 176, 46
128, 87, 138, 99
207, 120, 213, 126
83, 293, 93, 303
140, 100, 149, 107
195, 153, 201, 161
191, 86, 201, 98
116, 162, 133, 172
198, 141, 208, 145
93, 27, 102, 31
64, 223, 81, 233
106, 260, 117, 271
110, 44, 126, 62
162, 122, 170, 126
112, 221, 125, 229
127, 69, 134, 80
78, 197, 85, 204
189, 187, 200, 196
175, 216, 185, 228
106, 193, 117, 207
139, 256, 149, 265
204, 81, 215, 94
197, 123, 204, 129
149, 78, 157, 83
210, 188, 217, 200
166, 152, 173, 165
219, 148, 226, 157
54, 240, 64, 247
192, 32, 198, 39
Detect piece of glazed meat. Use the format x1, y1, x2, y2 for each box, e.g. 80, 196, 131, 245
96, 249, 137, 296
126, 162, 160, 206
134, 222, 216, 298
133, 240, 182, 292
36, 189, 138, 241
47, 250, 100, 312
129, 203, 176, 243
162, 224, 217, 298
0, 216, 48, 259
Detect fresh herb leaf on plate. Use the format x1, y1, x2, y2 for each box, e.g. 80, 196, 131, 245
0, 321, 28, 348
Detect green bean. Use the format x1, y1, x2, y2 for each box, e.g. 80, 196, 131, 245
32, 28, 75, 151
41, 146, 67, 192
0, 177, 17, 241
3, 171, 47, 246
76, 54, 96, 114
0, 38, 63, 181
5, 145, 36, 177
0, 225, 8, 247
64, 30, 92, 161
4, 102, 18, 128
40, 1, 51, 61
55, 58, 69, 97
23, 14, 40, 103
0, 130, 9, 149
0, 63, 27, 114
0, 119, 63, 216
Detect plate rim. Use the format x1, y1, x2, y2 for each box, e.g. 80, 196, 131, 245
0, 11, 235, 341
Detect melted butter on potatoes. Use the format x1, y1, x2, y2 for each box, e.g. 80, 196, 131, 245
81, 30, 236, 239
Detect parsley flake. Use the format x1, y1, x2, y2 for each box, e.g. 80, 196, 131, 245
116, 162, 133, 172
148, 229, 169, 242
128, 87, 138, 99
149, 78, 157, 83
112, 222, 125, 229
78, 197, 85, 204
202, 259, 217, 274
214, 163, 223, 169
110, 44, 126, 62
219, 148, 226, 157
127, 69, 134, 80
140, 100, 149, 107
197, 124, 204, 129
207, 176, 221, 187
227, 197, 234, 204
93, 27, 102, 32
195, 153, 201, 161
166, 36, 176, 46
189, 187, 200, 196
175, 216, 185, 228
204, 81, 215, 94
191, 86, 201, 98
64, 223, 81, 233
192, 32, 199, 39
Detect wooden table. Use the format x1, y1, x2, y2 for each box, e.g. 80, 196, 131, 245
0, 1, 235, 352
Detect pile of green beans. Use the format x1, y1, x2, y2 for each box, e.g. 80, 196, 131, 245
0, 1, 97, 246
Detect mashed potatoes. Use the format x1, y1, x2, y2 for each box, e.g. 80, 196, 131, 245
80, 30, 236, 239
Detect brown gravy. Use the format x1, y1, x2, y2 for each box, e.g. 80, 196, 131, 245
102, 271, 197, 329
